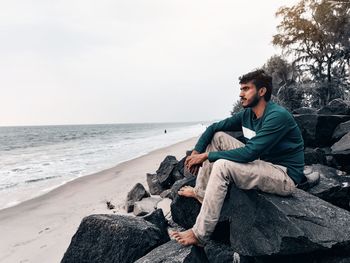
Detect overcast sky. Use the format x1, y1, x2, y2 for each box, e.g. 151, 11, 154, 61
0, 0, 299, 126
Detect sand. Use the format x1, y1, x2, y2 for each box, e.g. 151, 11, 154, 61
0, 137, 197, 263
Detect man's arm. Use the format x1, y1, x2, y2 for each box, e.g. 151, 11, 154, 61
194, 112, 243, 153
208, 111, 293, 163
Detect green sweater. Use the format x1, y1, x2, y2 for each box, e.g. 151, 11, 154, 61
195, 101, 305, 184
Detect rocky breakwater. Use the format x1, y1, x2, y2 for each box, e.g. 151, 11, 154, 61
62, 100, 350, 262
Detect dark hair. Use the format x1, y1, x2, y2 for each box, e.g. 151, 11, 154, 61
239, 69, 273, 101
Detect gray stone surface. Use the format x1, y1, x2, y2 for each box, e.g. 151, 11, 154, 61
61, 214, 168, 263
135, 240, 192, 263
332, 120, 350, 141
147, 173, 164, 195
156, 155, 178, 188
317, 99, 350, 115
125, 183, 150, 213
134, 197, 162, 216
307, 164, 350, 211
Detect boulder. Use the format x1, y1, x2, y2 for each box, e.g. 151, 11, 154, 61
171, 186, 350, 258
170, 175, 196, 200
172, 156, 186, 181
304, 147, 327, 165
294, 114, 350, 147
224, 187, 350, 257
156, 155, 178, 188
125, 183, 150, 212
134, 240, 192, 263
317, 99, 350, 115
332, 120, 350, 141
134, 197, 162, 216
61, 214, 168, 263
307, 164, 350, 211
147, 173, 164, 195
292, 107, 317, 114
160, 189, 172, 199
141, 209, 169, 240
331, 132, 350, 173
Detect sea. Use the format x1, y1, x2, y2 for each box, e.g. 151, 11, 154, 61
0, 122, 207, 210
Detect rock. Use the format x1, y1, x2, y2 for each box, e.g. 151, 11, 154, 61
134, 240, 192, 263
61, 214, 168, 263
147, 173, 164, 195
141, 209, 169, 241
125, 183, 150, 213
307, 164, 350, 211
317, 98, 350, 115
224, 186, 350, 257
156, 198, 172, 220
171, 185, 350, 257
134, 197, 162, 216
292, 107, 317, 114
294, 114, 350, 147
169, 175, 202, 230
331, 132, 350, 173
332, 120, 350, 141
172, 156, 186, 182
156, 156, 178, 188
304, 147, 327, 165
170, 175, 196, 200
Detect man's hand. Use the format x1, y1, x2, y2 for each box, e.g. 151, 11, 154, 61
185, 151, 208, 175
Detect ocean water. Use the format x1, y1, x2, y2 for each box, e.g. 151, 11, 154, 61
0, 122, 206, 210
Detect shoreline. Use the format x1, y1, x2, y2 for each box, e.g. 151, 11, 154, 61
0, 136, 198, 263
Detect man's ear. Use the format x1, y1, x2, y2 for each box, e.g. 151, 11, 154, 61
259, 87, 267, 97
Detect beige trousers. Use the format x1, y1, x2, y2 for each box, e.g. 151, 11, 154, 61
192, 132, 296, 244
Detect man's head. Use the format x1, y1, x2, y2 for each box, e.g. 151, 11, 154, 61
238, 69, 273, 108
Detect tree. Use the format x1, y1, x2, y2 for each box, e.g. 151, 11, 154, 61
273, 0, 350, 106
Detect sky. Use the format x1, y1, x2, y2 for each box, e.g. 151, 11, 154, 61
0, 0, 300, 126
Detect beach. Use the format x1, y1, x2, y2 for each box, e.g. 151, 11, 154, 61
0, 137, 197, 263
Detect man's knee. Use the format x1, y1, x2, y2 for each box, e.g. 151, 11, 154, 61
212, 131, 228, 143
211, 159, 233, 181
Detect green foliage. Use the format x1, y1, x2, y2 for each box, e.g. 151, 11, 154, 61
273, 0, 350, 106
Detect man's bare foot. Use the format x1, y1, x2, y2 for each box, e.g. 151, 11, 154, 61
178, 186, 203, 203
170, 229, 202, 246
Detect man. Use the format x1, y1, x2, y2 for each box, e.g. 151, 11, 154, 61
171, 69, 305, 246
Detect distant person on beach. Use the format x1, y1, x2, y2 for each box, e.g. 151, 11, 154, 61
171, 69, 305, 246
164, 129, 167, 134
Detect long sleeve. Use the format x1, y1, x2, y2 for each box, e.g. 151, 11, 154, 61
208, 111, 292, 163
194, 112, 243, 153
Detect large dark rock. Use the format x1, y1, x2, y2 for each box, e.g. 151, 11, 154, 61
169, 176, 200, 229
134, 240, 192, 263
331, 132, 350, 173
332, 120, 350, 141
147, 173, 164, 195
141, 209, 169, 240
304, 147, 327, 165
317, 99, 350, 115
225, 187, 350, 257
61, 214, 169, 263
307, 164, 350, 211
172, 156, 186, 182
125, 183, 150, 213
156, 155, 178, 188
171, 185, 350, 258
294, 114, 350, 147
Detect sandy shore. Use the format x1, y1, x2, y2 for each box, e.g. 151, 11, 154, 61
0, 137, 197, 263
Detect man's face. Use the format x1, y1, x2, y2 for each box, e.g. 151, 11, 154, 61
239, 81, 260, 108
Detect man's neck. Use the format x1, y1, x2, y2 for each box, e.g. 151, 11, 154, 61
252, 99, 267, 119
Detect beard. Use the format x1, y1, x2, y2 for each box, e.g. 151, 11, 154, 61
242, 93, 260, 108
